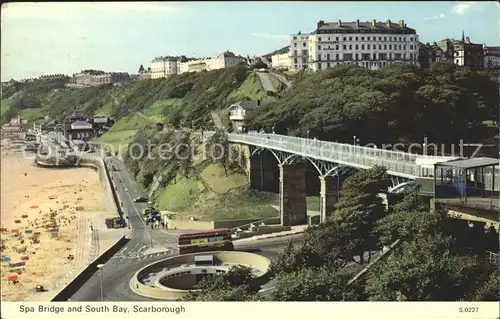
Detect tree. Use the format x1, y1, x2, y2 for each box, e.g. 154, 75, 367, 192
367, 205, 499, 301
332, 166, 390, 264
265, 267, 352, 301
251, 60, 268, 70
365, 224, 499, 301
138, 64, 145, 73
182, 265, 259, 301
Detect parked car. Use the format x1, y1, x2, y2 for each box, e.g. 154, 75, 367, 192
133, 196, 148, 203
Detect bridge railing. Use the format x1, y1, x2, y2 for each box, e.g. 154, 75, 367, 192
204, 131, 499, 185
227, 133, 421, 177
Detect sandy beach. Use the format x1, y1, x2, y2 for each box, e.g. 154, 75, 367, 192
0, 138, 107, 301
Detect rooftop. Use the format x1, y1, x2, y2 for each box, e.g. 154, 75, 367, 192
314, 19, 416, 34
229, 100, 261, 110
436, 157, 499, 170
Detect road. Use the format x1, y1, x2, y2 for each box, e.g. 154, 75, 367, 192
256, 72, 277, 93
69, 156, 298, 301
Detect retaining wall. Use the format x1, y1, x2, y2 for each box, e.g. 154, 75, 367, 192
51, 235, 130, 301
169, 218, 281, 231
78, 155, 120, 217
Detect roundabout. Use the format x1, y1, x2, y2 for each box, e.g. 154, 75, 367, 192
130, 251, 271, 300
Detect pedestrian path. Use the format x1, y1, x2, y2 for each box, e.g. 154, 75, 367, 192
234, 225, 307, 244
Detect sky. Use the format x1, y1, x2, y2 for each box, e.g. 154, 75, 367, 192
1, 1, 499, 81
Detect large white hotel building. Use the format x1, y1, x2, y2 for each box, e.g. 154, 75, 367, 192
274, 19, 420, 72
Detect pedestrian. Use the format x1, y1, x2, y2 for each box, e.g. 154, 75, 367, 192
89, 223, 93, 231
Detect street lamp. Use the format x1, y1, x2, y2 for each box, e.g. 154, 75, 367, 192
306, 130, 310, 139
272, 126, 275, 134
353, 135, 356, 145
97, 264, 105, 301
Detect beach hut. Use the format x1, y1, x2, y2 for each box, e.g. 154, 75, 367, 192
7, 274, 19, 283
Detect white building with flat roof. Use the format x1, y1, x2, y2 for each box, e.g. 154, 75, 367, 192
289, 19, 420, 72
271, 52, 292, 70
179, 51, 244, 74
150, 57, 180, 79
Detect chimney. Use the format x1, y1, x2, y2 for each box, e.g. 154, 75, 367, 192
386, 19, 391, 27
371, 19, 376, 27
338, 19, 342, 27
465, 36, 470, 43
356, 19, 360, 27
399, 20, 404, 27
317, 20, 325, 29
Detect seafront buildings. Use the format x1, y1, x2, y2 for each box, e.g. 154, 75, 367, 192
284, 19, 421, 71
147, 51, 245, 79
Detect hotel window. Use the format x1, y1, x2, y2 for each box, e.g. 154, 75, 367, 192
355, 44, 359, 50
361, 36, 365, 41
384, 44, 387, 50
318, 37, 322, 41
318, 45, 322, 50
349, 44, 352, 50
343, 37, 347, 41
349, 37, 352, 41
367, 36, 370, 41
336, 37, 339, 41
355, 37, 358, 41
384, 37, 387, 41
343, 45, 347, 50
379, 44, 382, 50
336, 44, 339, 50
399, 45, 402, 50
335, 53, 339, 60
389, 44, 392, 50
361, 44, 365, 50
327, 62, 330, 68
379, 36, 382, 41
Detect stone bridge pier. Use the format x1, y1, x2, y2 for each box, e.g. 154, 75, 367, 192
319, 175, 347, 223
279, 163, 307, 226
249, 151, 278, 192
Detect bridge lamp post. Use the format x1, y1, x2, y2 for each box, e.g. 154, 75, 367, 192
307, 130, 310, 139
353, 136, 356, 145
272, 126, 275, 134
422, 143, 427, 156
97, 263, 105, 301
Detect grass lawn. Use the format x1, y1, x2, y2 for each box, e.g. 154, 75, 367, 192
94, 129, 138, 154
154, 176, 206, 213
144, 98, 183, 123
18, 108, 50, 122
184, 188, 279, 221
200, 163, 248, 194
226, 72, 277, 103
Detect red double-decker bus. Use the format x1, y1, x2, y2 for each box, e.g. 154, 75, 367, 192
177, 228, 234, 255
